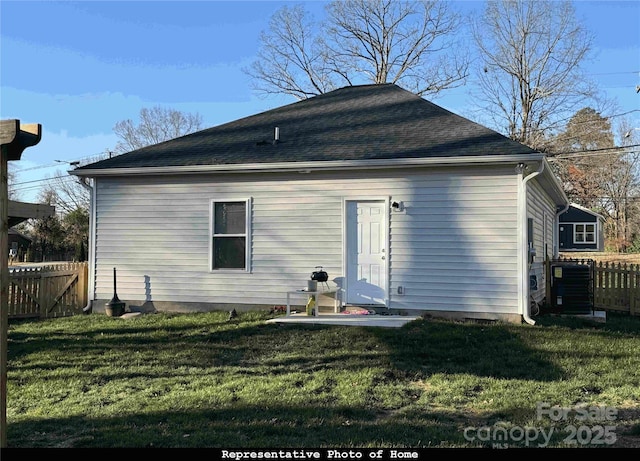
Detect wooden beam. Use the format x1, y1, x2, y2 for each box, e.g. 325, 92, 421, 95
1, 143, 9, 448
1, 119, 42, 448
0, 120, 42, 161
8, 200, 56, 227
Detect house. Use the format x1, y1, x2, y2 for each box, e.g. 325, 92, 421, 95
71, 84, 568, 324
8, 228, 31, 263
6, 200, 55, 263
558, 203, 605, 252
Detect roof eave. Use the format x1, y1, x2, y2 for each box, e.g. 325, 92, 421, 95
533, 157, 569, 207
71, 153, 545, 177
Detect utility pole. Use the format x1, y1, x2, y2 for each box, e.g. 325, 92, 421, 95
0, 120, 42, 449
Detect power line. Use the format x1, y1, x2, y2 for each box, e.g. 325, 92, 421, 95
547, 144, 640, 159
12, 162, 62, 172
589, 70, 640, 76
539, 109, 640, 139
11, 174, 72, 187
11, 176, 76, 188
13, 151, 110, 173
10, 176, 80, 196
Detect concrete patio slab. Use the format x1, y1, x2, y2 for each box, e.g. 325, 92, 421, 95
266, 313, 421, 328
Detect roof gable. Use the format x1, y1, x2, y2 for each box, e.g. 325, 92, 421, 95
75, 84, 538, 172
560, 203, 605, 222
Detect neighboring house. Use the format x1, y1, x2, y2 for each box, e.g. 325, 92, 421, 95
7, 199, 55, 263
558, 203, 605, 252
71, 83, 568, 324
8, 228, 31, 263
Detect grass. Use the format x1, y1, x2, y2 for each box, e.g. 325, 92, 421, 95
5, 310, 640, 448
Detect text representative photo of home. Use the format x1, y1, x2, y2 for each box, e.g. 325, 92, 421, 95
71, 83, 569, 324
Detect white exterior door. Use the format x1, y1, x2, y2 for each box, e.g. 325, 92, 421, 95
345, 200, 387, 305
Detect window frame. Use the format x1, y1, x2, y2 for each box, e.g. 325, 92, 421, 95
209, 198, 252, 272
573, 222, 596, 244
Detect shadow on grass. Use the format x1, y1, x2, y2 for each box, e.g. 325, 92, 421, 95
6, 403, 464, 448
7, 310, 640, 448
11, 311, 637, 384
10, 316, 559, 381
8, 400, 640, 448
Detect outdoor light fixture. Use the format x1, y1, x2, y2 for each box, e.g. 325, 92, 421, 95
391, 201, 404, 211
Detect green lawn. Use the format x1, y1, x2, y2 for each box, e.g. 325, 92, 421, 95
6, 310, 640, 448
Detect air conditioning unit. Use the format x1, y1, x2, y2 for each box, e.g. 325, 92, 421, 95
550, 262, 594, 315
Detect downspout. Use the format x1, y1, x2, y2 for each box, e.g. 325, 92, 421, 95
77, 176, 96, 314
518, 161, 545, 325
555, 202, 570, 258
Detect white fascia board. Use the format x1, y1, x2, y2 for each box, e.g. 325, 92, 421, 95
70, 153, 545, 177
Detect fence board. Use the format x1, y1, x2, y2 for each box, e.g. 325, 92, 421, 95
8, 262, 88, 319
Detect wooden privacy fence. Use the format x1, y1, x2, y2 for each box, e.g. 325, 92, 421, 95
594, 262, 640, 316
8, 262, 88, 319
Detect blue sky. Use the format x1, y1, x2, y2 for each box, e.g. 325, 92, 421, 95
2, 0, 639, 202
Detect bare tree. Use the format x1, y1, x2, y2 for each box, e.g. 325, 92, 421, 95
247, 5, 334, 100
40, 170, 90, 215
246, 0, 469, 100
7, 164, 20, 200
113, 106, 203, 153
471, 0, 596, 149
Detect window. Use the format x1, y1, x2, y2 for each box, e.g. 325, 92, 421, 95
210, 199, 251, 270
574, 223, 595, 243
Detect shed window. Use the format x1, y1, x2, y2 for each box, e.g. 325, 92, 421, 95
210, 199, 251, 270
574, 224, 595, 243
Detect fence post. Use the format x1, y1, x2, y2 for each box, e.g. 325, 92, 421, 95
622, 263, 628, 311
604, 263, 611, 310
37, 267, 46, 319
631, 264, 637, 316
80, 262, 88, 309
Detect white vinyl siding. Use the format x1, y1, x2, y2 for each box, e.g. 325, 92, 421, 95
91, 165, 521, 315
527, 178, 558, 303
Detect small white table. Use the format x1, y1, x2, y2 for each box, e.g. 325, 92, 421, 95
286, 289, 341, 316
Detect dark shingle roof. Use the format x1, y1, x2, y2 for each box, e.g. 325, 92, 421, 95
75, 84, 537, 171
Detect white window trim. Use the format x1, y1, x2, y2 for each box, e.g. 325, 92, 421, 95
572, 222, 596, 244
209, 197, 252, 272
